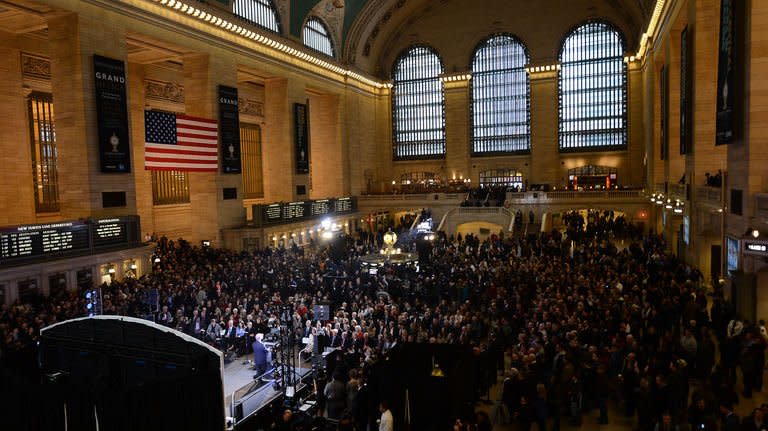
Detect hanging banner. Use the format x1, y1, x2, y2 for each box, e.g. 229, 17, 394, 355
218, 85, 241, 174
294, 103, 309, 174
680, 26, 693, 155
660, 66, 668, 160
94, 55, 131, 173
716, 0, 734, 145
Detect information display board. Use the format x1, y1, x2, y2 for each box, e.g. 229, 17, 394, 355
1, 221, 89, 260
0, 216, 141, 266
91, 218, 129, 248
254, 197, 357, 226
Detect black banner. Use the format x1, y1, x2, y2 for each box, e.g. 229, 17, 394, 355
94, 55, 131, 173
660, 66, 668, 160
716, 0, 734, 145
219, 85, 241, 174
294, 103, 309, 174
680, 26, 693, 155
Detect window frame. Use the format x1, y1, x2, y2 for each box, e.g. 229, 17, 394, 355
240, 122, 264, 199
302, 16, 335, 58
391, 44, 447, 161
233, 0, 282, 34
469, 33, 531, 156
27, 91, 59, 213
557, 21, 628, 153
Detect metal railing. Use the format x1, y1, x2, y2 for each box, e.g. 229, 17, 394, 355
507, 190, 644, 201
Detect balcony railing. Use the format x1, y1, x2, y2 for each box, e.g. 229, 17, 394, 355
694, 186, 723, 207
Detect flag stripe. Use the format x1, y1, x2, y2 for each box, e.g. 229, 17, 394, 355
145, 161, 219, 169
144, 110, 218, 172
146, 143, 218, 153
145, 146, 218, 156
175, 137, 219, 145
146, 154, 219, 161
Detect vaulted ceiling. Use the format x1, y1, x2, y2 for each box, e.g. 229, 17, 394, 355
289, 0, 657, 77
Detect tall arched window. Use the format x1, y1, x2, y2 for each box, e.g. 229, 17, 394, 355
391, 46, 446, 160
559, 22, 627, 151
233, 0, 281, 33
302, 17, 334, 57
471, 34, 530, 155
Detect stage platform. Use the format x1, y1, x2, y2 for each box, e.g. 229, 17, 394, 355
223, 355, 314, 423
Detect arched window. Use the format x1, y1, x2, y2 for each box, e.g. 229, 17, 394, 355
302, 17, 334, 57
233, 0, 281, 33
471, 35, 530, 155
558, 22, 627, 151
391, 46, 446, 160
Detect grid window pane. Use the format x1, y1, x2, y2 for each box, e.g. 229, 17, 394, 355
28, 92, 59, 213
471, 35, 530, 154
241, 123, 264, 198
303, 17, 334, 57
152, 170, 190, 205
233, 0, 280, 33
392, 46, 446, 160
558, 22, 627, 152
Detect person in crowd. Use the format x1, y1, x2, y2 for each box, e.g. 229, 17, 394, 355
654, 412, 679, 431
324, 371, 346, 420
742, 408, 767, 431
720, 401, 740, 431
206, 318, 222, 343
252, 333, 268, 376
378, 400, 393, 431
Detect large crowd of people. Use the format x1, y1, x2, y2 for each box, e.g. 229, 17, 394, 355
0, 212, 765, 431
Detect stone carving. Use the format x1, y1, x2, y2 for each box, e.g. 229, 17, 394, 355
21, 53, 51, 80
238, 98, 264, 117
144, 79, 185, 103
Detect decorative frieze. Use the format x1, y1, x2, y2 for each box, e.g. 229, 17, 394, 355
238, 98, 264, 118
21, 53, 51, 80
144, 79, 184, 103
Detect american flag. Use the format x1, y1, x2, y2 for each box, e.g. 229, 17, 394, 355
144, 111, 218, 172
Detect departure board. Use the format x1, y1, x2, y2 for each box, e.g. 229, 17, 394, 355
1, 221, 89, 260
0, 215, 141, 266
282, 202, 306, 220
256, 197, 357, 226
310, 200, 331, 217
264, 204, 282, 223
334, 198, 353, 213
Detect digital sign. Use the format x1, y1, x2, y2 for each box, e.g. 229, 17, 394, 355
255, 197, 357, 226
0, 216, 141, 266
92, 218, 129, 248
744, 241, 768, 256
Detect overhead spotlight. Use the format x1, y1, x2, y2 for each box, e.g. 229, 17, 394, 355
748, 228, 760, 238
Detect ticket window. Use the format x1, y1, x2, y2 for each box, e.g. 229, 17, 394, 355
124, 260, 138, 279
48, 273, 67, 298
100, 264, 115, 285
18, 279, 39, 302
